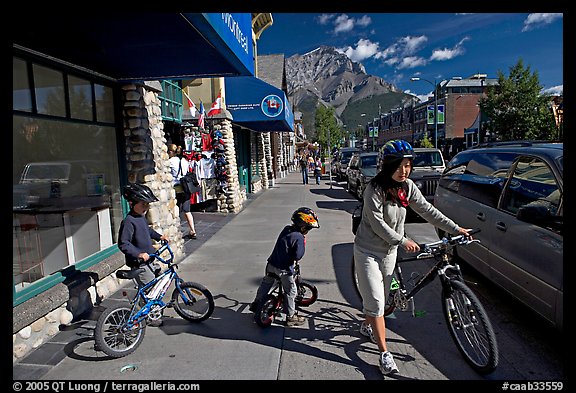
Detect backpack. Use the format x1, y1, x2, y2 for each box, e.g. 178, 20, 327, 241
180, 171, 200, 194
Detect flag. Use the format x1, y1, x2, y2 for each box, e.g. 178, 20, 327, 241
207, 91, 222, 117
183, 91, 197, 117
198, 101, 206, 129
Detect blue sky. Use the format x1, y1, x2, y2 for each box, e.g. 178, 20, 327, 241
257, 13, 563, 102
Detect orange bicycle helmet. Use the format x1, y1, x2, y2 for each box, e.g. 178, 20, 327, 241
291, 207, 320, 230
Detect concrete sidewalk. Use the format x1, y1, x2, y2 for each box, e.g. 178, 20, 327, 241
14, 170, 463, 381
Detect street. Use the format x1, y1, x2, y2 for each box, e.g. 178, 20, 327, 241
13, 171, 563, 382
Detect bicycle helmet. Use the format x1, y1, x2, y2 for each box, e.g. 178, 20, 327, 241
380, 139, 414, 162
291, 207, 320, 230
122, 183, 159, 203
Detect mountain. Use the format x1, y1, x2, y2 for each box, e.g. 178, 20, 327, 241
285, 45, 418, 140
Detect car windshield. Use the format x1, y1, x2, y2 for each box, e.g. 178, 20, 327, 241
341, 151, 356, 164
361, 155, 378, 167
413, 151, 443, 167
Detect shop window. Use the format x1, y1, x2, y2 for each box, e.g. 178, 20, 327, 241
159, 80, 183, 122
68, 75, 93, 121
13, 55, 121, 303
33, 64, 66, 117
13, 57, 32, 112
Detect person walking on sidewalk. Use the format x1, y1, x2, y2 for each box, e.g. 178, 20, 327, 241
250, 207, 320, 326
314, 156, 323, 185
353, 139, 471, 375
118, 183, 169, 327
169, 144, 197, 240
299, 153, 309, 185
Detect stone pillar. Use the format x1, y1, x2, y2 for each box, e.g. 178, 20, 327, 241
121, 83, 185, 259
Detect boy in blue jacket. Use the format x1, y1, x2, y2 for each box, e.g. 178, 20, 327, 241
250, 207, 320, 326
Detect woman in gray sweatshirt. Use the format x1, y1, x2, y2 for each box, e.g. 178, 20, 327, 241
353, 139, 470, 376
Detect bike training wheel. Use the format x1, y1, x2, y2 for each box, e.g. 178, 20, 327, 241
172, 282, 214, 322
295, 281, 318, 307
254, 294, 277, 328
442, 279, 499, 374
94, 305, 145, 358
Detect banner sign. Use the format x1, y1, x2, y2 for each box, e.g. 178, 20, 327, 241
437, 105, 445, 124
427, 105, 435, 125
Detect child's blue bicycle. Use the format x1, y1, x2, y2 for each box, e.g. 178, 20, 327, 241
94, 240, 214, 358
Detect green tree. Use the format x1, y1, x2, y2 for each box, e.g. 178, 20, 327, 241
479, 59, 558, 141
314, 105, 342, 155
419, 134, 434, 148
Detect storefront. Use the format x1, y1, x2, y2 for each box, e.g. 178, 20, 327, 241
13, 12, 255, 361
225, 76, 294, 192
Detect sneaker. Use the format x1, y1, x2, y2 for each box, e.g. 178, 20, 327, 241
379, 351, 399, 375
360, 322, 377, 343
286, 314, 306, 327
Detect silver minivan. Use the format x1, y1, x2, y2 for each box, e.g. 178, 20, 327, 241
433, 142, 563, 330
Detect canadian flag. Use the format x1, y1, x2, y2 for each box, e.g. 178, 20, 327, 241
181, 90, 197, 117
207, 92, 222, 117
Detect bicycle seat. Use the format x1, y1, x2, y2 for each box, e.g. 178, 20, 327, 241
116, 268, 145, 280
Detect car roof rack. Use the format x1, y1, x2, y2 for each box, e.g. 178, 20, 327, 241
469, 140, 557, 149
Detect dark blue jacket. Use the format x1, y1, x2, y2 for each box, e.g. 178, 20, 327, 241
118, 211, 162, 267
267, 225, 306, 273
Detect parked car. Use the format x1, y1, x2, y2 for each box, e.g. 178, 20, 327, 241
433, 141, 563, 330
376, 146, 445, 221
332, 147, 360, 181
346, 151, 378, 199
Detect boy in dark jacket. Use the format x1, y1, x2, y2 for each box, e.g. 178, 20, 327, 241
250, 207, 320, 326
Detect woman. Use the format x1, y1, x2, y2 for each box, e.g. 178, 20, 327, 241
168, 144, 197, 240
353, 139, 470, 376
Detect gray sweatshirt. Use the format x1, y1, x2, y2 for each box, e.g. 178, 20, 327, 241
354, 179, 460, 254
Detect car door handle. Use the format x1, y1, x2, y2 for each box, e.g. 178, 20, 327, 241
476, 212, 486, 222
495, 221, 507, 232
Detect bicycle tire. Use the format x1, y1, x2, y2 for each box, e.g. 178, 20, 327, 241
172, 282, 214, 322
94, 305, 145, 358
442, 279, 499, 374
254, 294, 277, 328
295, 280, 318, 307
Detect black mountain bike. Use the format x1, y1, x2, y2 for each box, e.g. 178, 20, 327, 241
253, 261, 318, 328
352, 229, 499, 374
94, 240, 214, 358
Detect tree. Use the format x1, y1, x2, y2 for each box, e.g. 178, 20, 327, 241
314, 105, 342, 156
479, 59, 558, 141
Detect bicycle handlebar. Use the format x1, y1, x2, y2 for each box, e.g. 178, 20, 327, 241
416, 228, 481, 256
137, 239, 174, 265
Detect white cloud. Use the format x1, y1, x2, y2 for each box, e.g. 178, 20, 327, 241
542, 85, 563, 96
396, 56, 428, 70
522, 13, 563, 32
429, 37, 469, 61
356, 15, 372, 27
338, 38, 380, 62
317, 14, 335, 25
334, 14, 355, 34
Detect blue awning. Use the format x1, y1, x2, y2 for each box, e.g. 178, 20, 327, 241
13, 13, 254, 81
225, 76, 294, 132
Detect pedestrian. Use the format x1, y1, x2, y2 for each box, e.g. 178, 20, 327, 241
118, 183, 169, 326
169, 144, 197, 239
249, 207, 320, 326
299, 153, 309, 184
353, 139, 471, 375
314, 156, 323, 185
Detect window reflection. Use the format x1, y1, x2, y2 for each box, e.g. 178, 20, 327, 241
69, 76, 93, 121
33, 64, 66, 117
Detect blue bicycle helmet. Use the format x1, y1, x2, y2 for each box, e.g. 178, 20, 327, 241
380, 139, 414, 162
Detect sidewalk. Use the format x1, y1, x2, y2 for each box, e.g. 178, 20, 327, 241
13, 170, 455, 381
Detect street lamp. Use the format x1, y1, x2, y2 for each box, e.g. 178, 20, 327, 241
410, 77, 438, 148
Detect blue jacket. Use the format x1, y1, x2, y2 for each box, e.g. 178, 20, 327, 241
267, 225, 306, 273
118, 211, 162, 267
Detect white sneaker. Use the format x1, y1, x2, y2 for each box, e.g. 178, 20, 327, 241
379, 351, 399, 375
360, 322, 377, 343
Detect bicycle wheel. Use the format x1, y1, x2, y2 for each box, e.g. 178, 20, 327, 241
442, 279, 499, 374
351, 255, 362, 300
254, 294, 277, 328
94, 305, 145, 358
172, 282, 214, 322
295, 280, 318, 307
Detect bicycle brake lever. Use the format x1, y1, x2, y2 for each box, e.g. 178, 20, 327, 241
416, 252, 432, 259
